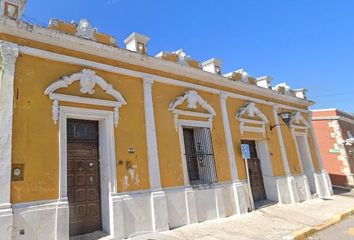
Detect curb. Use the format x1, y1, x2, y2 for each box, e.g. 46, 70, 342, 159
284, 207, 354, 240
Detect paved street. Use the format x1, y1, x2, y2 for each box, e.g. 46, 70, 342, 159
312, 215, 354, 240
132, 189, 354, 240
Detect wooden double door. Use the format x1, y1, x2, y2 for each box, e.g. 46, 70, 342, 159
241, 140, 267, 202
67, 119, 102, 236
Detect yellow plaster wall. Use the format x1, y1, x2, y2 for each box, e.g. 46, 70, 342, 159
226, 99, 285, 179
280, 125, 302, 174
153, 83, 230, 187
11, 54, 149, 203
6, 34, 315, 203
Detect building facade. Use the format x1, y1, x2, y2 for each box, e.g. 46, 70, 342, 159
0, 1, 333, 239
312, 109, 354, 187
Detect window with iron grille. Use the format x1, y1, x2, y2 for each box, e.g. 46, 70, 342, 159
182, 127, 218, 187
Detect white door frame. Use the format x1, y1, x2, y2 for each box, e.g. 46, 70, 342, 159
241, 138, 274, 201
293, 131, 316, 193
59, 106, 117, 235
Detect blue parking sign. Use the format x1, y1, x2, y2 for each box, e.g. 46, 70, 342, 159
241, 144, 251, 160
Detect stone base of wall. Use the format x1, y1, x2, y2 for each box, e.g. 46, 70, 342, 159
315, 171, 334, 198
0, 205, 13, 240
6, 175, 331, 239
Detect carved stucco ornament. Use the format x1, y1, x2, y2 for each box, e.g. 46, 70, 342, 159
44, 69, 127, 127
174, 49, 191, 66
289, 111, 310, 136
237, 102, 269, 136
240, 70, 249, 83
169, 90, 216, 130
76, 19, 96, 40
1, 0, 27, 19
80, 69, 96, 94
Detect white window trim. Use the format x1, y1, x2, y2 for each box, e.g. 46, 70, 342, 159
58, 106, 117, 235
168, 90, 216, 185
177, 120, 213, 186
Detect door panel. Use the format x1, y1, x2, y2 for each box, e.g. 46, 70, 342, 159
67, 119, 101, 236
241, 140, 267, 202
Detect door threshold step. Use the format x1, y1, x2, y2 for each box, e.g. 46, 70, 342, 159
70, 231, 110, 240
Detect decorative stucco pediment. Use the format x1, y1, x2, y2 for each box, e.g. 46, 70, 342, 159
237, 102, 268, 123
169, 90, 216, 115
290, 112, 310, 128
290, 111, 310, 136
44, 69, 127, 127
237, 102, 269, 136
169, 90, 216, 130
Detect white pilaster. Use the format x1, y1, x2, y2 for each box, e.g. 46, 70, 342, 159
143, 76, 162, 190
272, 105, 298, 203
219, 92, 249, 214
143, 77, 169, 232
308, 112, 333, 197
219, 92, 238, 181
273, 105, 291, 175
0, 41, 19, 240
151, 191, 169, 232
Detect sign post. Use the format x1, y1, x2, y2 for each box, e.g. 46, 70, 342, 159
241, 144, 255, 211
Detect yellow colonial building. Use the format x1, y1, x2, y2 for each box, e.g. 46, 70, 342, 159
0, 1, 333, 239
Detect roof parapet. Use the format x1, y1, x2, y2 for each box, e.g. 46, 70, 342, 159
201, 58, 223, 75
1, 0, 27, 20
155, 49, 201, 69
124, 32, 150, 55
273, 83, 307, 99
224, 69, 257, 85
48, 18, 116, 46
256, 75, 273, 89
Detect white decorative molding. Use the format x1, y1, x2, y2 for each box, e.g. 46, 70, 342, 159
59, 106, 117, 237
169, 90, 216, 130
1, 0, 27, 19
273, 105, 291, 176
290, 111, 310, 137
44, 69, 127, 127
143, 76, 162, 190
219, 92, 239, 181
237, 102, 269, 136
17, 45, 312, 114
75, 19, 96, 40
0, 41, 19, 240
174, 49, 191, 66
0, 40, 18, 89
1, 19, 313, 107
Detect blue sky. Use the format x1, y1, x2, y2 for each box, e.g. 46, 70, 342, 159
24, 0, 354, 113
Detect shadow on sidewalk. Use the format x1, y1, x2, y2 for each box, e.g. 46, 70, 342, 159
333, 187, 354, 198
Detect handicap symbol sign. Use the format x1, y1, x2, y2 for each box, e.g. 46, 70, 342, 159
241, 144, 251, 160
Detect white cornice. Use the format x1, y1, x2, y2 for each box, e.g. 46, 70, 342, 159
312, 116, 354, 124
18, 44, 310, 114
312, 108, 353, 119
0, 18, 314, 107
311, 108, 337, 112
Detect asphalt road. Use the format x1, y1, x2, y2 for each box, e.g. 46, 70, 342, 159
311, 215, 354, 240
311, 188, 354, 240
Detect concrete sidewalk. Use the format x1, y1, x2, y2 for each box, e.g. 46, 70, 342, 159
131, 190, 354, 240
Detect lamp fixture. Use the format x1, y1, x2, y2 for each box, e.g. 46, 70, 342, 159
270, 111, 293, 131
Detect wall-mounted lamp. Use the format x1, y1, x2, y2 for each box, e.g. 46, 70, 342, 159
270, 111, 293, 131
